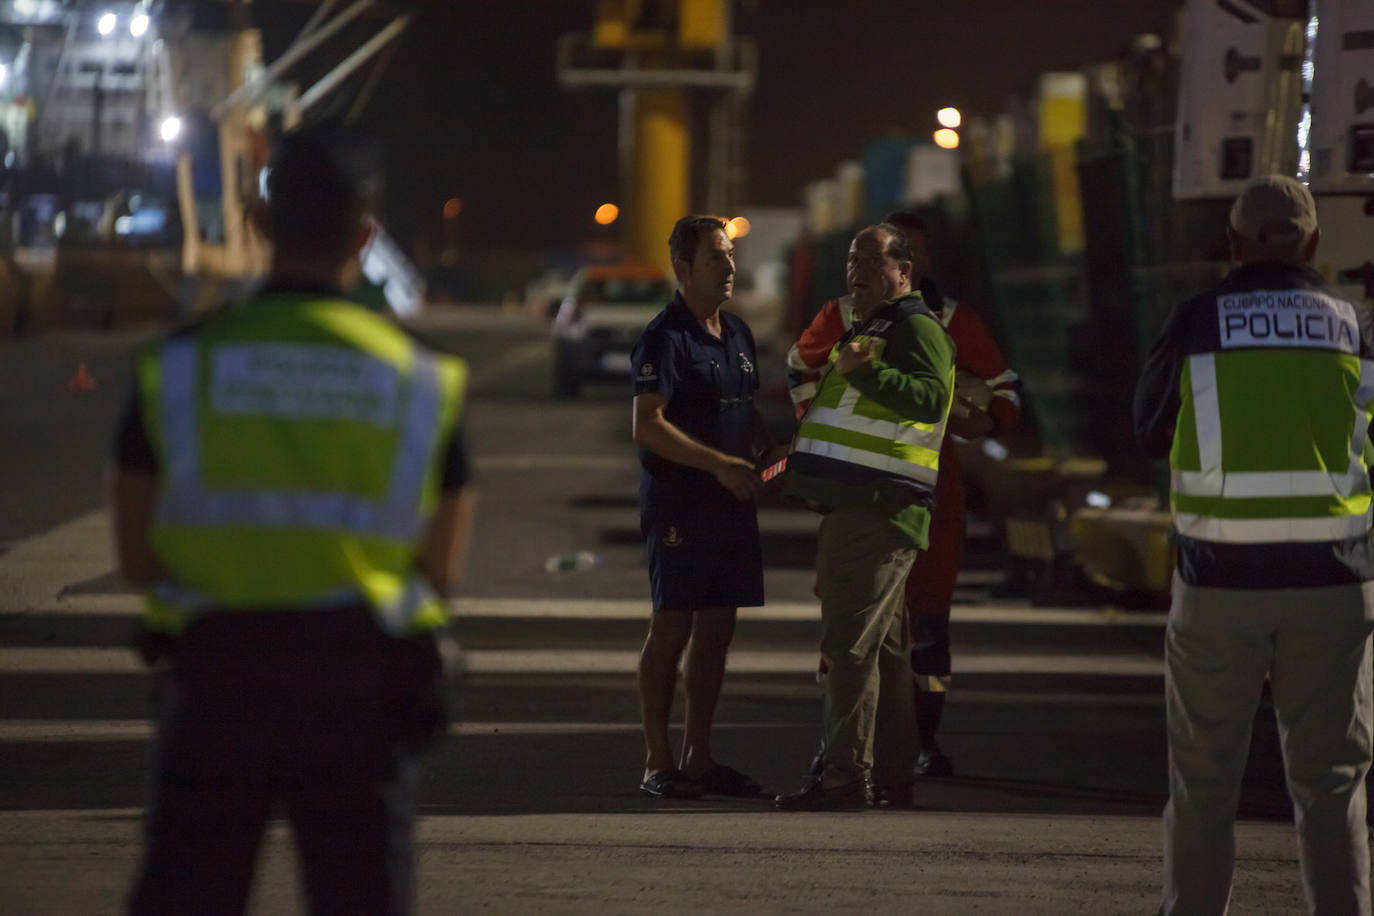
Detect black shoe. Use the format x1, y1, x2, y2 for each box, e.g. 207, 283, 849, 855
775, 778, 872, 810
873, 783, 914, 809
914, 750, 953, 778
639, 769, 704, 799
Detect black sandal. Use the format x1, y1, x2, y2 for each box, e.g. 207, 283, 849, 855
639, 769, 703, 799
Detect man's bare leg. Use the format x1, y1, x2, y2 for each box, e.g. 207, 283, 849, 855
680, 606, 736, 776
638, 611, 692, 779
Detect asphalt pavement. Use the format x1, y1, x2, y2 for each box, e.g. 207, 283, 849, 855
0, 306, 1321, 914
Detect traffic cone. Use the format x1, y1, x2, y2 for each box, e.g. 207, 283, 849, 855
66, 362, 97, 393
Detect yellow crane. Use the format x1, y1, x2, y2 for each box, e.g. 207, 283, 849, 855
557, 0, 755, 268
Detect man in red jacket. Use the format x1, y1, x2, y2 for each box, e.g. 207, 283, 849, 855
787, 210, 1021, 781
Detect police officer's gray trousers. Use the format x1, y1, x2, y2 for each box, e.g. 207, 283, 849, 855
1161, 575, 1374, 916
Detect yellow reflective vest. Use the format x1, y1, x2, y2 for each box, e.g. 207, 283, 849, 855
136, 293, 467, 636
792, 293, 954, 493
1168, 286, 1374, 544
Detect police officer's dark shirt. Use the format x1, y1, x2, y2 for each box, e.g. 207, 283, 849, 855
631, 292, 760, 514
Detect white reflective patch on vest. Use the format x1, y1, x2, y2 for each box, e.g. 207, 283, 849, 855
1216, 289, 1359, 354
211, 343, 400, 426
158, 337, 442, 541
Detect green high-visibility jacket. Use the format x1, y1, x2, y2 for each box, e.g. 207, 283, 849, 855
136, 293, 467, 636
785, 292, 955, 548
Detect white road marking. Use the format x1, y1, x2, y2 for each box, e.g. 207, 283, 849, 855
0, 646, 1161, 677
473, 454, 636, 472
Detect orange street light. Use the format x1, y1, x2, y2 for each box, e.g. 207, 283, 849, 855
443, 197, 462, 220
933, 128, 960, 150
725, 216, 751, 239
594, 203, 619, 225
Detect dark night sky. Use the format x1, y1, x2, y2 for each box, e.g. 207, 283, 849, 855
263, 1, 1179, 253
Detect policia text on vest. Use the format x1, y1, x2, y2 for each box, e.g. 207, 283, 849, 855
1218, 288, 1359, 352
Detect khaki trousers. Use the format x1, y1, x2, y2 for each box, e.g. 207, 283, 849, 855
817, 505, 918, 789
1161, 575, 1374, 916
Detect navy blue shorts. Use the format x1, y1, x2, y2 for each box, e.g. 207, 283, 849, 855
642, 500, 764, 611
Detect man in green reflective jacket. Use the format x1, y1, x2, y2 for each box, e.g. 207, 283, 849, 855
776, 223, 955, 810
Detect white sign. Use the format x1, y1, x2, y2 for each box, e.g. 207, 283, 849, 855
1216, 288, 1359, 352
211, 343, 400, 425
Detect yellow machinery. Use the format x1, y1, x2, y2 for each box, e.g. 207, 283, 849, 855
558, 0, 755, 268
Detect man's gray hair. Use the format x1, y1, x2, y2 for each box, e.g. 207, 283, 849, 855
862, 222, 914, 264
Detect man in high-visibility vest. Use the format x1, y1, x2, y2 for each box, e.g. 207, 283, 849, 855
775, 223, 955, 810
115, 127, 477, 915
787, 211, 1021, 786
1134, 174, 1374, 914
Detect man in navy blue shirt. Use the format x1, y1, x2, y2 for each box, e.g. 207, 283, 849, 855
631, 215, 784, 799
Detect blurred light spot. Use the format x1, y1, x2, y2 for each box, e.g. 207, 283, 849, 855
443, 198, 462, 220
97, 12, 116, 36
594, 202, 619, 225
933, 128, 960, 150
726, 216, 751, 239
982, 438, 1008, 461
159, 116, 181, 142
937, 107, 962, 129
114, 215, 133, 235
130, 13, 149, 37
1086, 491, 1112, 509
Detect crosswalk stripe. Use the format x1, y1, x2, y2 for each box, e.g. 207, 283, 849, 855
7, 594, 1166, 626
0, 646, 1162, 677
0, 693, 1163, 746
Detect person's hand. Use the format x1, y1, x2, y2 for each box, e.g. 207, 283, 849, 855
713, 454, 765, 501
947, 406, 995, 441
835, 339, 875, 375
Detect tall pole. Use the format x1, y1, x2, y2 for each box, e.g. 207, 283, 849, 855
621, 81, 689, 268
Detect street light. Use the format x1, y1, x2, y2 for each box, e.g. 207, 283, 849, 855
933, 128, 960, 150
130, 13, 149, 37
937, 107, 962, 129
159, 116, 181, 143
97, 12, 116, 36
594, 203, 618, 225
726, 216, 751, 239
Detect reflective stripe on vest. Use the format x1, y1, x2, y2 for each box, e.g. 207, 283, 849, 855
792, 313, 952, 489
1169, 334, 1374, 544
157, 337, 442, 540
146, 576, 444, 638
